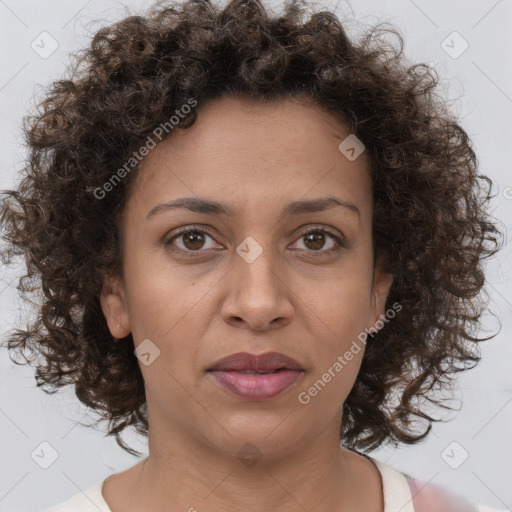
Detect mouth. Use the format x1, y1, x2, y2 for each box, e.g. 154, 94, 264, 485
207, 351, 303, 372
207, 352, 304, 400
224, 369, 287, 374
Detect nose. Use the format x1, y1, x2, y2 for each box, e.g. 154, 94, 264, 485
221, 250, 294, 332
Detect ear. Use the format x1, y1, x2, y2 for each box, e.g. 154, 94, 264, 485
368, 263, 394, 334
99, 275, 131, 341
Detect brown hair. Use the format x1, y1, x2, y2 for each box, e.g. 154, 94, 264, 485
0, 0, 503, 456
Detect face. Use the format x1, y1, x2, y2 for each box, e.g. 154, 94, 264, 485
100, 95, 393, 459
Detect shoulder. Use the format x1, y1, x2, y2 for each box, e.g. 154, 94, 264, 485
405, 475, 510, 512
41, 482, 111, 512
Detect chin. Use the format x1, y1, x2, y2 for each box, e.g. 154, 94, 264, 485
204, 419, 307, 461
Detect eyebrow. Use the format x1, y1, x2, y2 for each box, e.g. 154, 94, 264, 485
146, 196, 361, 224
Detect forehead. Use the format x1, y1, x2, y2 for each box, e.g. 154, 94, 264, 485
126, 96, 373, 221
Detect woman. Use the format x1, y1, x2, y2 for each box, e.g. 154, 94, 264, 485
1, 0, 507, 510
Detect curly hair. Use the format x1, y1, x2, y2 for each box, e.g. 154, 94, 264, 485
0, 0, 503, 457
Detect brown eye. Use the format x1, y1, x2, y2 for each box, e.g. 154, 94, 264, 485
289, 227, 344, 254
165, 228, 220, 252
303, 231, 326, 250
182, 230, 206, 250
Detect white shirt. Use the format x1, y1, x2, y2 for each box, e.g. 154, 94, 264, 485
42, 456, 509, 512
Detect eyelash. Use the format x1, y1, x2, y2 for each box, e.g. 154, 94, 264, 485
164, 224, 345, 257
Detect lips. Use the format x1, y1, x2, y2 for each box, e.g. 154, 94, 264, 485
207, 351, 304, 400
208, 351, 303, 372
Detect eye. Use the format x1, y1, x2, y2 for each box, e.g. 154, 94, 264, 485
164, 225, 345, 256
165, 226, 222, 252
290, 227, 344, 253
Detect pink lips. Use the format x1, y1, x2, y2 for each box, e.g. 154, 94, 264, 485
207, 351, 304, 400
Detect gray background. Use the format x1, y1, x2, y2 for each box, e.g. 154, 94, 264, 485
0, 0, 511, 511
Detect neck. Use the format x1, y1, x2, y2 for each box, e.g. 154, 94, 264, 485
113, 414, 381, 512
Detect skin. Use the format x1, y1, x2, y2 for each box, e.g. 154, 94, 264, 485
100, 95, 393, 512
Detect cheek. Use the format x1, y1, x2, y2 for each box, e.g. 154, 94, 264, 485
123, 262, 214, 377
296, 276, 373, 397
300, 272, 373, 335
123, 253, 200, 334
